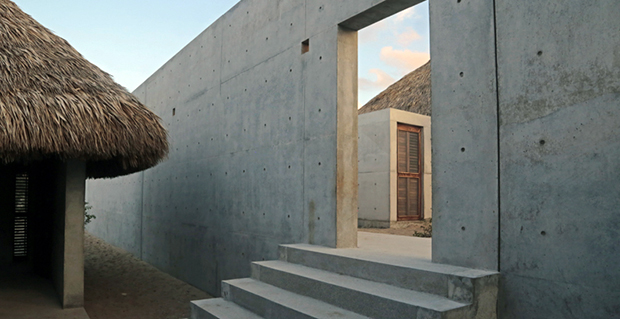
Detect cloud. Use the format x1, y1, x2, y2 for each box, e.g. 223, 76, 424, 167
380, 46, 430, 73
397, 28, 422, 47
359, 19, 388, 44
359, 68, 396, 91
394, 8, 415, 22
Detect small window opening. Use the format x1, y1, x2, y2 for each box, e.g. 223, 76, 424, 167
13, 173, 29, 259
302, 39, 310, 54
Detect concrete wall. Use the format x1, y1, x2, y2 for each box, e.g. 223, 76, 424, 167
431, 0, 620, 318
87, 0, 423, 296
358, 109, 391, 227
52, 160, 85, 309
358, 108, 431, 227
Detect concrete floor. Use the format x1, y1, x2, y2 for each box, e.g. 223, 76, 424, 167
357, 231, 432, 260
0, 268, 90, 319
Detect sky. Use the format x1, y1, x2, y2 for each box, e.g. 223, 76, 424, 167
12, 0, 429, 107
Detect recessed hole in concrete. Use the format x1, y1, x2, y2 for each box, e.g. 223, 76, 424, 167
461, 147, 465, 152
302, 39, 310, 54
459, 72, 464, 77
172, 108, 176, 116
537, 50, 543, 56
540, 139, 546, 145
541, 231, 547, 236
318, 162, 322, 166
461, 226, 466, 231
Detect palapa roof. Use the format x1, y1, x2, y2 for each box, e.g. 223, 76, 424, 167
358, 60, 431, 116
0, 0, 168, 178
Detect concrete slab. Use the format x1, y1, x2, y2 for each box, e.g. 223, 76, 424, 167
251, 260, 468, 319
223, 278, 371, 319
191, 298, 262, 319
357, 231, 431, 260
0, 270, 90, 319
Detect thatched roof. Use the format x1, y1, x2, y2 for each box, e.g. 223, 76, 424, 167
0, 0, 168, 178
358, 60, 431, 116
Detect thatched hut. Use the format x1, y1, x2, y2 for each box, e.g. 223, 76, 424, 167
358, 60, 431, 116
0, 0, 167, 313
358, 61, 432, 227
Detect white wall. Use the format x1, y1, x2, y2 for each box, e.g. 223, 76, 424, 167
358, 108, 431, 227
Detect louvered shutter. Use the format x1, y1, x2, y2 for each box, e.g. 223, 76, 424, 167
396, 124, 422, 220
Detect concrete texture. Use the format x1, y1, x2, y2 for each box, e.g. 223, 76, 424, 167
251, 260, 469, 319
429, 0, 500, 272
53, 160, 86, 309
494, 1, 620, 318
0, 269, 90, 319
191, 298, 263, 319
222, 278, 371, 319
199, 241, 497, 319
86, 0, 424, 297
430, 0, 620, 318
358, 108, 432, 227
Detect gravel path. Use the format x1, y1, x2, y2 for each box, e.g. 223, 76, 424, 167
84, 233, 212, 319
358, 220, 432, 237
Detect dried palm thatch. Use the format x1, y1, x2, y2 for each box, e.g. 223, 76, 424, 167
358, 60, 431, 116
0, 0, 168, 178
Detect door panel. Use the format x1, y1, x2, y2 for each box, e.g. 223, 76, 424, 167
397, 124, 422, 220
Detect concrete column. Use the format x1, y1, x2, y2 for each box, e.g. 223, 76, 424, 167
430, 0, 500, 271
336, 26, 358, 248
52, 160, 85, 308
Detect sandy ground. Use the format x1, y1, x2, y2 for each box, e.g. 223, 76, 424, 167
84, 233, 212, 319
358, 220, 432, 237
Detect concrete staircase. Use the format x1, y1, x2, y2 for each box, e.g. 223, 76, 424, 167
191, 244, 499, 319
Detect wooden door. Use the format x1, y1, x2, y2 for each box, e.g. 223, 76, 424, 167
397, 124, 422, 220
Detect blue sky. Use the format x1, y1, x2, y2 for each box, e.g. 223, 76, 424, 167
12, 0, 429, 107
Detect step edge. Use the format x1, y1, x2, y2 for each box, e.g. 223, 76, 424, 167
253, 261, 470, 312
224, 279, 372, 319
190, 298, 264, 319
280, 244, 499, 278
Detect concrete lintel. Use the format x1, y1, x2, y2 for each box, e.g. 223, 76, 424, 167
340, 0, 424, 30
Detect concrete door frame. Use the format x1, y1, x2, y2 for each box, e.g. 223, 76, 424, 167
334, 0, 426, 248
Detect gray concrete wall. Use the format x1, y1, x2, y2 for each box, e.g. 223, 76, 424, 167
87, 0, 423, 296
430, 0, 499, 271
431, 0, 620, 318
358, 109, 391, 227
358, 108, 431, 227
52, 160, 85, 309
495, 1, 620, 318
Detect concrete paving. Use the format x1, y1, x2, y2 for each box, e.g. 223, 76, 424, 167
357, 231, 431, 260
0, 269, 90, 319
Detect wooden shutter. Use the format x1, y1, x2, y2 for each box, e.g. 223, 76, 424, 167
397, 124, 422, 220
13, 173, 29, 259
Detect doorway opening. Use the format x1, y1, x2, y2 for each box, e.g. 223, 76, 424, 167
352, 1, 432, 256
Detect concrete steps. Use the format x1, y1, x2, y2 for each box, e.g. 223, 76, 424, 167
192, 243, 499, 319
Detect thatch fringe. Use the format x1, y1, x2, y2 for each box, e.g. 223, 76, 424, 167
0, 0, 168, 178
358, 61, 431, 116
